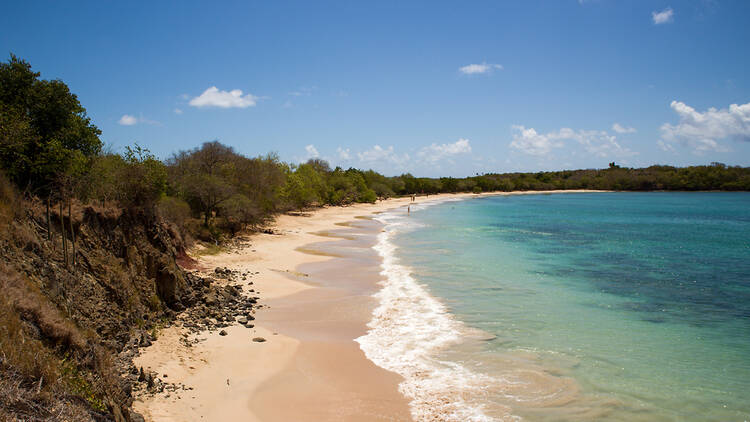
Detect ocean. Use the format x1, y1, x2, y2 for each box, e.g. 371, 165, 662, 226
356, 192, 750, 422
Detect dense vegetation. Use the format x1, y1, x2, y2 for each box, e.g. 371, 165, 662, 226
0, 53, 749, 421
2, 54, 749, 242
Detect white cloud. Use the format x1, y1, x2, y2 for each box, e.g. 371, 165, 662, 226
357, 145, 409, 165
189, 86, 258, 108
657, 140, 676, 152
417, 138, 472, 163
459, 62, 503, 75
659, 100, 750, 154
509, 126, 565, 156
337, 147, 351, 160
612, 123, 636, 134
305, 144, 320, 158
652, 8, 674, 24
118, 114, 138, 126
510, 125, 637, 158
174, 108, 183, 115
574, 129, 637, 158
118, 114, 160, 126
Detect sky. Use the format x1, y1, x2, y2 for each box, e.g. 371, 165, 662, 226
2, 0, 749, 177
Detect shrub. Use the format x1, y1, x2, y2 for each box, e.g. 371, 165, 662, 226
157, 196, 191, 228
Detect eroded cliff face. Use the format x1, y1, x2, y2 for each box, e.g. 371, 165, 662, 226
0, 200, 205, 421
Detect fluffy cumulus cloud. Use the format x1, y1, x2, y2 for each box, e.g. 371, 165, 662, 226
118, 114, 138, 126
417, 138, 472, 163
357, 145, 410, 166
652, 8, 674, 24
305, 144, 320, 158
612, 123, 636, 134
324, 139, 472, 174
660, 100, 750, 153
336, 147, 351, 160
574, 130, 637, 158
459, 62, 503, 75
509, 126, 565, 156
510, 126, 636, 158
118, 114, 159, 126
189, 86, 258, 108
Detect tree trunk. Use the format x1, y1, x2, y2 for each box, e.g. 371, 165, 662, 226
69, 200, 76, 268
46, 197, 51, 241
60, 200, 68, 267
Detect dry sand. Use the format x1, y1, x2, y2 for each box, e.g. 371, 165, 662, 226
132, 190, 603, 422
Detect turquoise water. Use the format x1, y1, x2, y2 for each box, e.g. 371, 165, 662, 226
390, 192, 750, 421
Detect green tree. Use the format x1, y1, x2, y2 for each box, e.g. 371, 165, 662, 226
167, 141, 239, 226
281, 162, 327, 208
0, 54, 101, 195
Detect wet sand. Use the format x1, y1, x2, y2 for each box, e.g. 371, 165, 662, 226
133, 196, 420, 421
132, 190, 604, 421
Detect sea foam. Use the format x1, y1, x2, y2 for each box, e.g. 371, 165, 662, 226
356, 203, 516, 422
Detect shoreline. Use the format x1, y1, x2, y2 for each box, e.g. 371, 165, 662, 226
132, 189, 606, 421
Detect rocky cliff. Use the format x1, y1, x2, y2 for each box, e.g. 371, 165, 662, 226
0, 189, 225, 421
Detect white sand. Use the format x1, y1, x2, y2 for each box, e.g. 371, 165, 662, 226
133, 190, 604, 421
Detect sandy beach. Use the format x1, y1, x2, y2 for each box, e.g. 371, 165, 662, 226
132, 190, 602, 421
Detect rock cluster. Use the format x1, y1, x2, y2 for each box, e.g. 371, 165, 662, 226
120, 265, 264, 402
176, 268, 261, 336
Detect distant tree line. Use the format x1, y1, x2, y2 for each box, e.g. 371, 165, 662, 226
2, 55, 749, 243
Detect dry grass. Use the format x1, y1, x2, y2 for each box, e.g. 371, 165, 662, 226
0, 271, 62, 387
0, 264, 115, 419
1, 268, 86, 353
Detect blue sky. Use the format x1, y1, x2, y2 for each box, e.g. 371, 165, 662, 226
2, 0, 749, 176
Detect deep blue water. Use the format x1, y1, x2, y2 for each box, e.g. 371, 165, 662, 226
393, 192, 750, 421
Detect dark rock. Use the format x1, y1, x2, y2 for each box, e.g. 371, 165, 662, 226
252, 337, 266, 342
129, 411, 146, 422
139, 333, 152, 348
219, 330, 228, 336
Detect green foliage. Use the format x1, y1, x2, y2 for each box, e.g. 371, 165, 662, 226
167, 141, 240, 225
281, 163, 326, 208
218, 193, 261, 232
120, 144, 167, 207
0, 54, 101, 195
60, 359, 108, 412
2, 55, 750, 249
84, 145, 166, 208
326, 168, 377, 205
157, 196, 192, 227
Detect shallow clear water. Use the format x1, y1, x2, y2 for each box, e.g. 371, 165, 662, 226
363, 192, 750, 421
